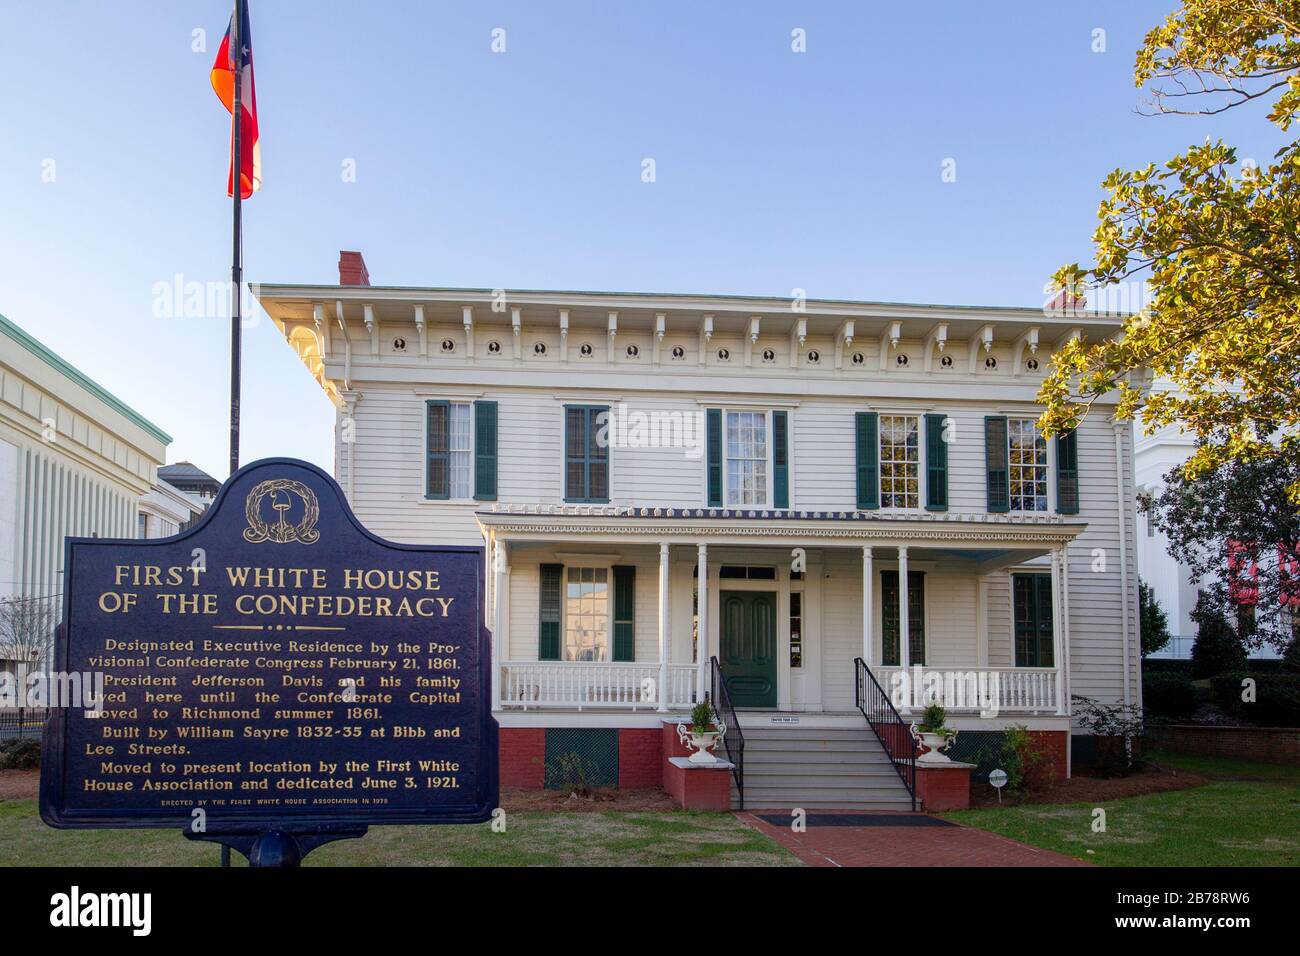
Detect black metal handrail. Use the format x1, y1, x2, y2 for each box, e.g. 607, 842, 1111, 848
854, 657, 916, 811
708, 656, 744, 809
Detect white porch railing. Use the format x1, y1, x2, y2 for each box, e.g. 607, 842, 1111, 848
500, 661, 699, 710
873, 666, 1060, 714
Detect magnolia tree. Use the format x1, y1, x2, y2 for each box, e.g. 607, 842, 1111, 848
1038, 0, 1300, 503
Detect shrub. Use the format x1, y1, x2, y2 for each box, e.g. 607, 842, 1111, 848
1142, 671, 1198, 719
1210, 673, 1300, 727
1071, 695, 1144, 777
999, 725, 1053, 792
1190, 597, 1248, 679
0, 737, 40, 770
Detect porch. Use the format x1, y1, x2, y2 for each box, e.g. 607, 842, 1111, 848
479, 507, 1083, 720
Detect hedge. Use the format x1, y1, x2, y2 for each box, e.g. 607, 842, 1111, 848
1142, 671, 1198, 719
1210, 673, 1300, 727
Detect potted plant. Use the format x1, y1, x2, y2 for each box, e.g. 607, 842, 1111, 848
912, 703, 957, 764
677, 700, 726, 764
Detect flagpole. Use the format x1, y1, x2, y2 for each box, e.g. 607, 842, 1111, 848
228, 0, 244, 477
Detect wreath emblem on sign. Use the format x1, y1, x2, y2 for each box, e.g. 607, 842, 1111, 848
243, 479, 321, 545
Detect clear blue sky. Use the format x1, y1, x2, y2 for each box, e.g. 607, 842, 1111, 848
0, 1, 1283, 480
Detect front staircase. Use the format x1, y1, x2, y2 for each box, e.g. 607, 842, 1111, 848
731, 723, 915, 810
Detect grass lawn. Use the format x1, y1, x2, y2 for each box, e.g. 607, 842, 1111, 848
0, 799, 799, 867
943, 751, 1300, 866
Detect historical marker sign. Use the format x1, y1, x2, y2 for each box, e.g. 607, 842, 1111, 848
41, 458, 498, 834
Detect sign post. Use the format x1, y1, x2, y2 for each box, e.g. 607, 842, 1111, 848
40, 458, 498, 866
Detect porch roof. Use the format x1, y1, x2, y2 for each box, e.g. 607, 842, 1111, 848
476, 505, 1084, 553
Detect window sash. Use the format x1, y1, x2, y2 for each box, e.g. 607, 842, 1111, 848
880, 570, 925, 666
564, 567, 610, 662
724, 410, 769, 506
1008, 418, 1048, 512
879, 415, 920, 509
427, 401, 473, 499
1013, 573, 1054, 667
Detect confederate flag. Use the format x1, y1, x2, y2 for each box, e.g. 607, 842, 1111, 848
210, 1, 261, 199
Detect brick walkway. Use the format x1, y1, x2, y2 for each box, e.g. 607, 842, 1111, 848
737, 810, 1092, 867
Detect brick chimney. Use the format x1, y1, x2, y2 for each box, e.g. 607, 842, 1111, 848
338, 250, 370, 286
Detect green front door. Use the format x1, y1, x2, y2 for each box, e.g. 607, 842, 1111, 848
720, 590, 778, 708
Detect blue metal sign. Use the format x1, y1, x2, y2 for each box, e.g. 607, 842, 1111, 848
41, 458, 498, 841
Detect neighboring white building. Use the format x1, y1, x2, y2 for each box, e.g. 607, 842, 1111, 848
138, 477, 203, 539
0, 312, 172, 689
258, 253, 1143, 806
1134, 415, 1282, 660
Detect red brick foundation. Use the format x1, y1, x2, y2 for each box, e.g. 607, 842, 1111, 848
1027, 730, 1069, 782
499, 727, 546, 788
618, 728, 663, 788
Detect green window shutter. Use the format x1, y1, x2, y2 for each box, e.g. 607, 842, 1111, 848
881, 570, 900, 665
925, 413, 948, 511
985, 415, 1010, 513
425, 400, 450, 499
589, 407, 609, 502
1056, 428, 1079, 515
855, 411, 879, 510
538, 563, 562, 660
772, 410, 790, 509
706, 408, 723, 507
473, 400, 498, 501
612, 565, 636, 661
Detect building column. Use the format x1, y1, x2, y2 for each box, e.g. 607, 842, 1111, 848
1050, 547, 1065, 716
492, 538, 509, 712
658, 541, 670, 713
861, 546, 874, 666
898, 545, 910, 712
696, 543, 709, 703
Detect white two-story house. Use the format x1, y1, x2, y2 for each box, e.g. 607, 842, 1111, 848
257, 253, 1141, 809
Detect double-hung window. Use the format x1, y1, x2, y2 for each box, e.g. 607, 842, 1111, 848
1012, 573, 1054, 667
725, 410, 769, 506
879, 414, 920, 509
1008, 418, 1049, 512
564, 567, 609, 661
426, 401, 474, 499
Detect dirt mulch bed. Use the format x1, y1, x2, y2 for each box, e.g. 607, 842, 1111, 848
499, 786, 678, 812
0, 769, 40, 801
969, 763, 1207, 808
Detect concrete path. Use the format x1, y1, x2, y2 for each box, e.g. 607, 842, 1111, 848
737, 809, 1092, 867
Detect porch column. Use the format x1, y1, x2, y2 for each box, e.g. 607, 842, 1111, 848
658, 541, 670, 713
697, 543, 709, 702
492, 539, 509, 712
1050, 547, 1065, 715
861, 546, 874, 666
897, 545, 910, 712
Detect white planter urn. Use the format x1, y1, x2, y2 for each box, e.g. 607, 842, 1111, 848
678, 721, 726, 764
911, 723, 957, 764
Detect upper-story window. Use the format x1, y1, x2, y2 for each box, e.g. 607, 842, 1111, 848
564, 405, 609, 502
426, 401, 474, 499
879, 414, 920, 509
1008, 417, 1048, 511
725, 410, 769, 506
